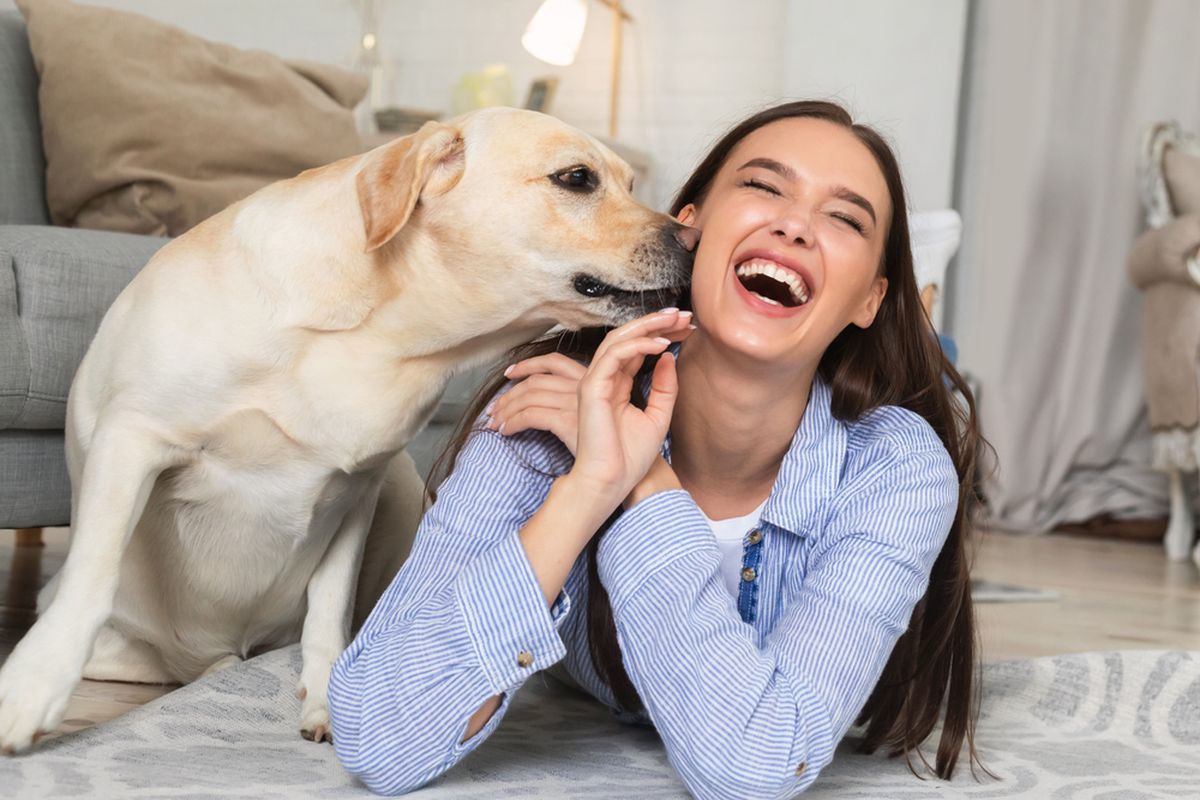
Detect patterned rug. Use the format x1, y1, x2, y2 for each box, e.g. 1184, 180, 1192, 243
2, 647, 1197, 799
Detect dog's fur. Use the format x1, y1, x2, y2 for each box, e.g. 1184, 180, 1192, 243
0, 108, 693, 751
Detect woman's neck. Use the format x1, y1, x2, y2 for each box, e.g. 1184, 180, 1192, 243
669, 334, 816, 517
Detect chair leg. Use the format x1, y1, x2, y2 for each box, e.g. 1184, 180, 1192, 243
1164, 471, 1194, 561
14, 527, 44, 548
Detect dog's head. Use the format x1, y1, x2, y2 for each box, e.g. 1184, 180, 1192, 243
355, 108, 695, 329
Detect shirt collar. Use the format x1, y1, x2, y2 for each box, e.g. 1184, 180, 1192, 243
653, 340, 846, 537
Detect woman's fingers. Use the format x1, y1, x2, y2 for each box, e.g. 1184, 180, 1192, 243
593, 309, 693, 363
488, 374, 575, 423
503, 352, 586, 382
642, 350, 679, 434
581, 335, 672, 398
489, 386, 574, 427
496, 406, 578, 455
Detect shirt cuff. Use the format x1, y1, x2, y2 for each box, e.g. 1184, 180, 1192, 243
596, 488, 719, 612
455, 532, 571, 694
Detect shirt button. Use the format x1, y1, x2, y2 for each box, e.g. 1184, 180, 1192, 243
795, 761, 807, 776
741, 567, 757, 582
746, 529, 762, 545
516, 650, 534, 668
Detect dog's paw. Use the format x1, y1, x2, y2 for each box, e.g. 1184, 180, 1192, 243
0, 643, 75, 754
297, 658, 335, 744
299, 698, 333, 744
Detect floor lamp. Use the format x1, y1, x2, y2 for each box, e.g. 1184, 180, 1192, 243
522, 0, 633, 138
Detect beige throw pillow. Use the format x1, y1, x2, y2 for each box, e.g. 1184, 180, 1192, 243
16, 0, 368, 236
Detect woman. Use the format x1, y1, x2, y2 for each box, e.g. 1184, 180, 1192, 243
327, 100, 986, 797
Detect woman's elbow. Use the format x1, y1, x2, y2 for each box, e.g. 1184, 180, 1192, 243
329, 721, 439, 797
327, 662, 457, 796
675, 737, 819, 800
682, 766, 808, 800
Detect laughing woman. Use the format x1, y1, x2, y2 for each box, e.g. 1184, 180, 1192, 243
327, 100, 986, 798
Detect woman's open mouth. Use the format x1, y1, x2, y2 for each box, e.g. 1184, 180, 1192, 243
731, 256, 814, 316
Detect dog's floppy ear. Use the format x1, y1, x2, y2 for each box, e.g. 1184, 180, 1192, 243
356, 121, 465, 252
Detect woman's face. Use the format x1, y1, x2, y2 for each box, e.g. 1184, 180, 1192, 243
679, 117, 891, 371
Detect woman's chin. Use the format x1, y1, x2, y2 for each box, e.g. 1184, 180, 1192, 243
692, 319, 795, 368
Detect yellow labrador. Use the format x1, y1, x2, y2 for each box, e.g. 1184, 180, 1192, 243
0, 107, 695, 751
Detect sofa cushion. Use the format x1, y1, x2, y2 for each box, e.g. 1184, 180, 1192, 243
15, 0, 368, 237
0, 225, 167, 431
0, 10, 50, 226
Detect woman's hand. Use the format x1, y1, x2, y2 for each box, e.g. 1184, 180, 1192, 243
487, 310, 693, 459
570, 308, 694, 507
484, 352, 586, 455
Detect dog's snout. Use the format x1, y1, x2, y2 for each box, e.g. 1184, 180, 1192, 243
671, 224, 700, 253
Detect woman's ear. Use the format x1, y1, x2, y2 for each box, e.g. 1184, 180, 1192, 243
852, 277, 889, 329
675, 203, 698, 227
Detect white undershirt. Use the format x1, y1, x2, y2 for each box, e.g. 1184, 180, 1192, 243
698, 498, 769, 599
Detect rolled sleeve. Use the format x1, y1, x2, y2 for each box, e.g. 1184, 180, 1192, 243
327, 419, 573, 795
457, 531, 572, 693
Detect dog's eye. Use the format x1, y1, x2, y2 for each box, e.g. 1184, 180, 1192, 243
551, 166, 599, 193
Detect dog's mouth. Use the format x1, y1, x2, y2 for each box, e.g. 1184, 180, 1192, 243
573, 274, 684, 308
734, 258, 811, 309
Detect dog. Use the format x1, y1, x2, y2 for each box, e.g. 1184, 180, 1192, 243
0, 107, 695, 752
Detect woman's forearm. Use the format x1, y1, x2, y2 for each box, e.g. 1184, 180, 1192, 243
521, 474, 617, 605
462, 474, 616, 741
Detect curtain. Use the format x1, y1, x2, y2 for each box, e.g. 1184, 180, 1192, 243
948, 0, 1200, 532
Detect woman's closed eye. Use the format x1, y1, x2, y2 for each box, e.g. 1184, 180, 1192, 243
742, 178, 781, 196
831, 212, 866, 235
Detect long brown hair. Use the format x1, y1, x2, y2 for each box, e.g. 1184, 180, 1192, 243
427, 100, 989, 780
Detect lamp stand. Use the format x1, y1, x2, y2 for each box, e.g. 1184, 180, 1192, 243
600, 0, 632, 139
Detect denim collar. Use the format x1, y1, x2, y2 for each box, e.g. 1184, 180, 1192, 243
652, 340, 846, 538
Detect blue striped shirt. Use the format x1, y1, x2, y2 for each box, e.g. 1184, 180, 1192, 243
327, 345, 959, 798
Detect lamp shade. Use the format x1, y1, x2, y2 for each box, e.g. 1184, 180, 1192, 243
522, 0, 588, 66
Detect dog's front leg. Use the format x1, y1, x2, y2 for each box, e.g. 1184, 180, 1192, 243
297, 476, 384, 743
0, 419, 176, 753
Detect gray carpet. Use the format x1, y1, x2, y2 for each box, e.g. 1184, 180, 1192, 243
2, 647, 1198, 798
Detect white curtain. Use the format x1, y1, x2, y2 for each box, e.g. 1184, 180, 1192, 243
949, 0, 1200, 532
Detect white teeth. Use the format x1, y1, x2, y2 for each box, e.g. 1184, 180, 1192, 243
734, 258, 810, 305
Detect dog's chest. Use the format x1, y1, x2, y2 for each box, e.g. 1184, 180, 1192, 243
167, 408, 370, 539
270, 338, 452, 470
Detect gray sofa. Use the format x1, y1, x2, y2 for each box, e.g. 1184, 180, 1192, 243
0, 10, 166, 528
0, 10, 464, 530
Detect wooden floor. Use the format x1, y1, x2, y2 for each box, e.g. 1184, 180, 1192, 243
2, 526, 1198, 742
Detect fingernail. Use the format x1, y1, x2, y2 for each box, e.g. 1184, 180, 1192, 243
687, 323, 697, 330
678, 310, 692, 318
497, 421, 506, 434
485, 400, 496, 415
658, 307, 678, 314
654, 337, 670, 345
503, 365, 514, 377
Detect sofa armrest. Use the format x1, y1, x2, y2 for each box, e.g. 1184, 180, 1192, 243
0, 225, 169, 431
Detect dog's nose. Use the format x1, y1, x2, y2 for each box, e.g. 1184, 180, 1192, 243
672, 224, 700, 252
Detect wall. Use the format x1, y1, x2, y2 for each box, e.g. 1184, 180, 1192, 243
3, 0, 967, 212
783, 0, 968, 211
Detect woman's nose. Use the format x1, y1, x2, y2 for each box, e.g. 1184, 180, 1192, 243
770, 207, 812, 246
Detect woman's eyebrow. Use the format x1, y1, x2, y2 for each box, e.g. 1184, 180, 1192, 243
830, 186, 876, 225
738, 157, 797, 181
737, 157, 876, 224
